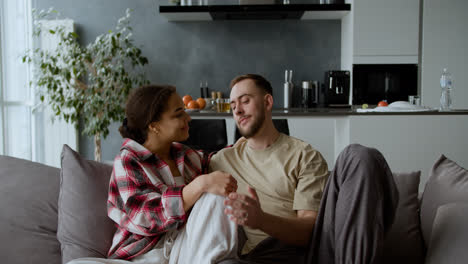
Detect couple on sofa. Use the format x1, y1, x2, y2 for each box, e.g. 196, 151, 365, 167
69, 74, 399, 264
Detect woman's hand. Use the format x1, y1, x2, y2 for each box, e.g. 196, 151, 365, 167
183, 171, 236, 211
200, 171, 237, 197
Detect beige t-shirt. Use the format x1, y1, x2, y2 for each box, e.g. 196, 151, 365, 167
209, 133, 329, 253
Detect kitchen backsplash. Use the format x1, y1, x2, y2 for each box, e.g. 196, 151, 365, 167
35, 0, 341, 161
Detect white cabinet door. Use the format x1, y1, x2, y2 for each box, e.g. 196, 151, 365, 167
348, 115, 468, 192
421, 0, 468, 109
289, 117, 341, 168
353, 0, 420, 64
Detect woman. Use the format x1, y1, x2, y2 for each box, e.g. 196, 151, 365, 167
69, 85, 239, 264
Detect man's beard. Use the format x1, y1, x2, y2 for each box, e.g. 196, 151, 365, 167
238, 106, 265, 139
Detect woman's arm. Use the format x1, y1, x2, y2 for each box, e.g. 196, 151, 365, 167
108, 155, 189, 236
108, 151, 237, 236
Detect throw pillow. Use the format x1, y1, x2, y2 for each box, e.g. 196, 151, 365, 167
425, 203, 468, 264
383, 171, 424, 264
419, 155, 468, 248
57, 144, 115, 263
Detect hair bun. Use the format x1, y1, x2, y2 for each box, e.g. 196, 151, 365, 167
119, 119, 144, 144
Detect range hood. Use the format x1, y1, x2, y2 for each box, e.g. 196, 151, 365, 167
159, 4, 351, 21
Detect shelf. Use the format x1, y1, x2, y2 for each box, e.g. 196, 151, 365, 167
159, 4, 351, 21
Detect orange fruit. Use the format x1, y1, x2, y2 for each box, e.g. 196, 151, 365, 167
183, 95, 193, 106
187, 100, 200, 109
196, 98, 206, 109
377, 100, 388, 107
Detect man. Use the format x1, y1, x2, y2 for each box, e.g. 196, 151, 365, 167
210, 74, 399, 264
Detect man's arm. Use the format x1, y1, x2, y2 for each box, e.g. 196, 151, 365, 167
259, 209, 317, 246
224, 186, 317, 246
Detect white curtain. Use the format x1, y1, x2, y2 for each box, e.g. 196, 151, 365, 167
0, 0, 77, 166
0, 0, 34, 160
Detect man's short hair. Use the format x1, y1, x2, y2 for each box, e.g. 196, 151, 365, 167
229, 74, 273, 97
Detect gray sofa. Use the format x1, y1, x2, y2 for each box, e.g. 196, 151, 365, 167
1, 144, 467, 264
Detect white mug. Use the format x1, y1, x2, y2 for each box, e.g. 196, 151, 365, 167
409, 95, 421, 106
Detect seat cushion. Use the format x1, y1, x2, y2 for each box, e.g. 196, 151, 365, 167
0, 155, 61, 264
425, 203, 468, 264
57, 145, 115, 263
420, 155, 468, 248
383, 171, 424, 264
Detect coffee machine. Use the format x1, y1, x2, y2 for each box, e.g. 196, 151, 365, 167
324, 70, 351, 107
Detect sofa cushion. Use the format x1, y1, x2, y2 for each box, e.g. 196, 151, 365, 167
57, 145, 115, 263
383, 171, 424, 264
420, 155, 468, 248
0, 155, 61, 264
425, 203, 468, 264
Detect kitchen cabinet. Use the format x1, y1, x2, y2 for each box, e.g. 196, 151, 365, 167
348, 115, 468, 192
187, 112, 468, 193
420, 0, 468, 109
190, 115, 338, 166
288, 117, 338, 167
352, 0, 420, 64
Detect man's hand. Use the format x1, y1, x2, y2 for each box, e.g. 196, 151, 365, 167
223, 185, 318, 246
223, 186, 264, 229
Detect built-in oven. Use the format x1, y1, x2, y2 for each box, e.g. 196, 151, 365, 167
352, 64, 418, 105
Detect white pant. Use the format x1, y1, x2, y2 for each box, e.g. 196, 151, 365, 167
68, 193, 239, 264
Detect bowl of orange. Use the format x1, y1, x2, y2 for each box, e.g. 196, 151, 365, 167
183, 95, 201, 112
183, 95, 193, 106
186, 100, 200, 110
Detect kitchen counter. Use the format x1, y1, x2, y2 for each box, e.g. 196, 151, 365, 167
189, 107, 468, 116
187, 108, 468, 193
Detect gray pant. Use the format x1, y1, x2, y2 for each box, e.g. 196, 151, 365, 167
220, 144, 399, 264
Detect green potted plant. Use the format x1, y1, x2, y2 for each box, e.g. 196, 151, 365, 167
23, 8, 149, 161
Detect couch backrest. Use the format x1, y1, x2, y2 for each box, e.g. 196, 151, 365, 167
0, 155, 61, 264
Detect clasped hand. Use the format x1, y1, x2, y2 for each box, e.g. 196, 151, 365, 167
224, 186, 263, 228
203, 170, 238, 197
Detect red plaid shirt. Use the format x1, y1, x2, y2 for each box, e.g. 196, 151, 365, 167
107, 139, 208, 259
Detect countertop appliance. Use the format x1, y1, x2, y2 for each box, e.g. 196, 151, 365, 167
302, 81, 319, 108
324, 70, 350, 107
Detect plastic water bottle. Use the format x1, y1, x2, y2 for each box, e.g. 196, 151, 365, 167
439, 68, 453, 111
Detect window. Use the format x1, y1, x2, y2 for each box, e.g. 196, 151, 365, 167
0, 0, 35, 160
1, 1, 78, 166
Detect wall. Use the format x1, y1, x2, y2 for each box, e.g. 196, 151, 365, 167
33, 0, 342, 160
